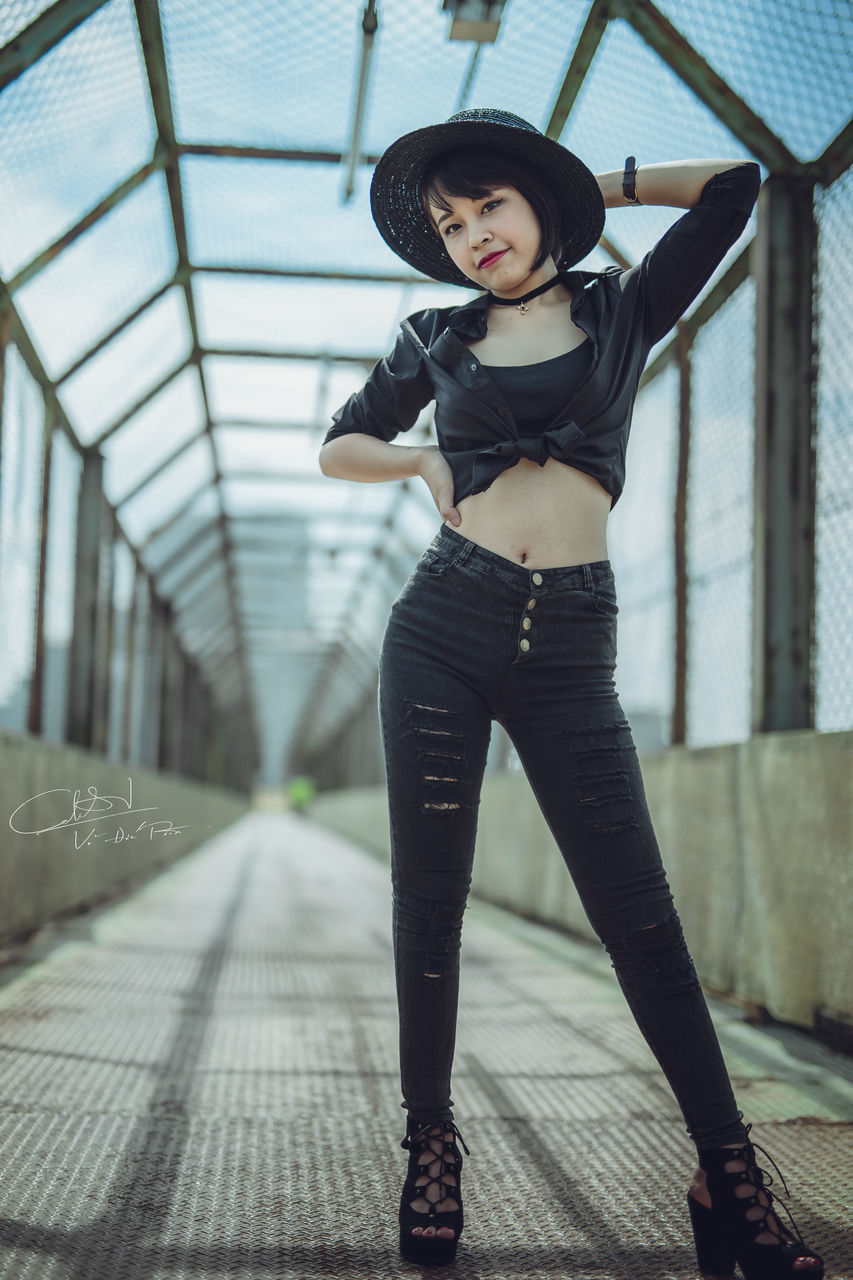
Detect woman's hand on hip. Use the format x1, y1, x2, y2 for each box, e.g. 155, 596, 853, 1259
416, 446, 461, 526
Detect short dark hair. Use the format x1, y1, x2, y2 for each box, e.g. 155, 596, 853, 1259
420, 146, 562, 272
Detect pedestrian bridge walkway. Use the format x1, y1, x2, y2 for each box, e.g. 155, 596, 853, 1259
0, 813, 850, 1279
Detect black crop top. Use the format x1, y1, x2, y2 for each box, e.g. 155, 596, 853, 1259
480, 342, 594, 435
324, 162, 762, 509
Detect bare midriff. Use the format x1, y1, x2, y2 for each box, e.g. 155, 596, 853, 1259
445, 284, 611, 569
446, 458, 611, 569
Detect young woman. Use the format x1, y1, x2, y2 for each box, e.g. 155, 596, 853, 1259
319, 108, 824, 1276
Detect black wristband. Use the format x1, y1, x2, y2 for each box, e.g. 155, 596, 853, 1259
622, 155, 641, 205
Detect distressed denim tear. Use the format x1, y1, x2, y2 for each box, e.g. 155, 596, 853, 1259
403, 701, 468, 814
567, 721, 640, 835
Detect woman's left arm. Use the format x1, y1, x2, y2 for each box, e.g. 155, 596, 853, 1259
602, 159, 762, 348
596, 159, 754, 210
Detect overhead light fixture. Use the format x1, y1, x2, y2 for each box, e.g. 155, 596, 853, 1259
442, 0, 507, 43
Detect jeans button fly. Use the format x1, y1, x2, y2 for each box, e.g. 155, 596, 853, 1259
520, 638, 530, 652
526, 598, 536, 610
532, 572, 543, 586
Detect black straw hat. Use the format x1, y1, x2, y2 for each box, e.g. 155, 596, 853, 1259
369, 108, 605, 287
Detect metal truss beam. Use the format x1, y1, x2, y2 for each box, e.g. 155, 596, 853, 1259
133, 0, 257, 763
171, 555, 226, 614
549, 0, 802, 174
93, 356, 190, 446
609, 0, 798, 171
817, 116, 853, 186
0, 0, 108, 92
148, 517, 220, 581
57, 277, 175, 383
203, 346, 381, 365
139, 477, 212, 552
177, 586, 233, 639
193, 264, 428, 285
179, 143, 382, 164
547, 0, 610, 139
162, 544, 223, 604
8, 149, 169, 293
116, 426, 208, 508
751, 175, 817, 732
289, 487, 412, 761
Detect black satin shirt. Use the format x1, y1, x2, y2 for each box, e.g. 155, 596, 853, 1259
324, 162, 762, 509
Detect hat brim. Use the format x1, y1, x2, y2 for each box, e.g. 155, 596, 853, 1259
370, 118, 605, 287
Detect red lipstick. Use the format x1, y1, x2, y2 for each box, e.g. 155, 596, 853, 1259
478, 249, 507, 269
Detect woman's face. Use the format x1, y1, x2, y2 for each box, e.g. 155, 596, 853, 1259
427, 185, 551, 294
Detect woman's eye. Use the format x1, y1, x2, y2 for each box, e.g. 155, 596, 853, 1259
483, 198, 502, 212
443, 222, 460, 236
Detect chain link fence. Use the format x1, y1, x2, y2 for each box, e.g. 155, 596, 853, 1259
815, 166, 853, 733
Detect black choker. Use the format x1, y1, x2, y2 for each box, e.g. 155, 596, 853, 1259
489, 274, 562, 315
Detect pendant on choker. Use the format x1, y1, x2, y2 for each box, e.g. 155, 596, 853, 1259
489, 274, 562, 315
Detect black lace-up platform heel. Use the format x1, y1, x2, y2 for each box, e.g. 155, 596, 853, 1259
688, 1126, 824, 1278
399, 1115, 470, 1265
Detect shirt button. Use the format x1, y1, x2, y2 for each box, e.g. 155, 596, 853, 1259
526, 598, 536, 610
532, 572, 543, 586
520, 638, 530, 652
522, 617, 532, 631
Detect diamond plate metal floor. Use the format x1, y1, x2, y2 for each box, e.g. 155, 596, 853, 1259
0, 813, 850, 1279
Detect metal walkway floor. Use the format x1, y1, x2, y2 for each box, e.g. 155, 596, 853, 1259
0, 813, 850, 1279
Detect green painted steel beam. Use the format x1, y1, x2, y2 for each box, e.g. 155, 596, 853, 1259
194, 264, 430, 284
546, 0, 610, 140
0, 282, 222, 753
93, 356, 191, 447
202, 346, 383, 365
138, 476, 213, 552
57, 276, 175, 385
817, 115, 853, 186
174, 588, 233, 647
66, 451, 103, 748
610, 0, 797, 171
133, 0, 257, 753
159, 544, 224, 605
152, 519, 222, 582
179, 143, 382, 164
288, 485, 410, 763
751, 175, 817, 732
116, 426, 208, 509
8, 150, 168, 294
0, 0, 108, 92
170, 551, 226, 612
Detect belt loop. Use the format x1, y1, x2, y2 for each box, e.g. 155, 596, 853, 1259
582, 563, 594, 590
455, 537, 474, 566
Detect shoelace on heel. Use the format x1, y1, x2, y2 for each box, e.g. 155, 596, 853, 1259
720, 1127, 814, 1254
401, 1118, 470, 1157
398, 1118, 470, 1263
696, 1124, 824, 1276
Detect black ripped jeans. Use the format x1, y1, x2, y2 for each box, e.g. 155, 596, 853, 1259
378, 523, 747, 1151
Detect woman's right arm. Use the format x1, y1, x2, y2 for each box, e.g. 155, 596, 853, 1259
319, 433, 426, 482
318, 316, 462, 524
319, 436, 462, 526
